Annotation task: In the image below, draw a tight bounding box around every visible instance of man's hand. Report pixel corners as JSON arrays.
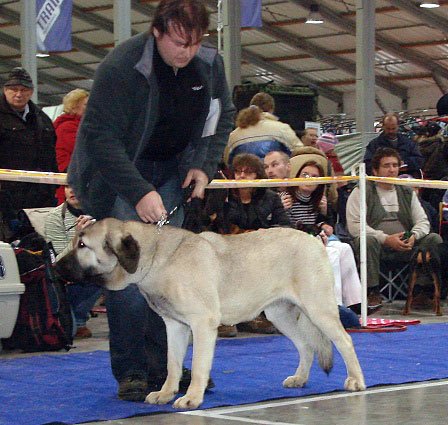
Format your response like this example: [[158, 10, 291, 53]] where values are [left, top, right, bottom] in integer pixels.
[[280, 193, 293, 210], [183, 168, 208, 199], [136, 191, 167, 223], [384, 232, 413, 252]]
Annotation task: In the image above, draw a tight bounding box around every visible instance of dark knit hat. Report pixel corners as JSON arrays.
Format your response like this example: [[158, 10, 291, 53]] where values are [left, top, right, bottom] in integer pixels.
[[4, 67, 34, 89]]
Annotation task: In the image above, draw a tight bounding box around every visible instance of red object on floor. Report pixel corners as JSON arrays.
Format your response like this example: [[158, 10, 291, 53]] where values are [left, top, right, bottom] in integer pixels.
[[347, 318, 421, 333], [91, 307, 107, 313]]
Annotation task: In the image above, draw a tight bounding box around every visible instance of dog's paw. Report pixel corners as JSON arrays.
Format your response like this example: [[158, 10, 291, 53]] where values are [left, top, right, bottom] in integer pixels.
[[173, 394, 203, 409], [282, 375, 307, 388], [344, 377, 366, 392], [145, 390, 176, 405]]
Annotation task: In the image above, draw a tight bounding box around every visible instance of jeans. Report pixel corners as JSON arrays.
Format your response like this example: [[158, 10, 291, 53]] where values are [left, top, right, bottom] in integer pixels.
[[106, 157, 185, 382], [67, 284, 102, 328]]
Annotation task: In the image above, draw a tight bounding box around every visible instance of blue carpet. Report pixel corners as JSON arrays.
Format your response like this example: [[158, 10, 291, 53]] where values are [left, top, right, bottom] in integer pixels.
[[1, 323, 448, 425]]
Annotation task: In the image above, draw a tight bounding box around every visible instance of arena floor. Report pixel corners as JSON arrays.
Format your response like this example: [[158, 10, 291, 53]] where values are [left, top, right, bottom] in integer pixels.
[[3, 300, 447, 425]]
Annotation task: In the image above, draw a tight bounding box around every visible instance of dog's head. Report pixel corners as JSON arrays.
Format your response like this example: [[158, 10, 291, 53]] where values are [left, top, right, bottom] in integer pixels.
[[56, 218, 140, 290]]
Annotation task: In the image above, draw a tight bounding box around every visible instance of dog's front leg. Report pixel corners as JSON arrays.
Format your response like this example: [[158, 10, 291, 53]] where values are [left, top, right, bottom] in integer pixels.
[[403, 269, 417, 315], [173, 319, 218, 409], [145, 318, 190, 406]]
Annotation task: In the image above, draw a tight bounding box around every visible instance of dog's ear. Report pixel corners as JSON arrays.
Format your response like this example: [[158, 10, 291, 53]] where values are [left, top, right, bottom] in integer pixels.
[[106, 233, 140, 274]]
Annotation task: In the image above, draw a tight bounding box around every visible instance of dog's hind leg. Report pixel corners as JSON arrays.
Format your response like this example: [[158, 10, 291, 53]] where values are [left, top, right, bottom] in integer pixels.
[[303, 307, 366, 392], [265, 302, 326, 389], [173, 317, 219, 409], [145, 317, 190, 406]]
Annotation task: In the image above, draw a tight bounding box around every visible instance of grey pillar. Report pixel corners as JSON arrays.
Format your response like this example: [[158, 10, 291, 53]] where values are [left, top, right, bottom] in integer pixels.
[[355, 0, 376, 144], [114, 0, 131, 46], [21, 0, 38, 103], [222, 0, 241, 91]]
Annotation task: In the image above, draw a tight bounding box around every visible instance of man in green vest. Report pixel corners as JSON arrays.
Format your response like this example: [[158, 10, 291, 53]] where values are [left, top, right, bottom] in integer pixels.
[[346, 147, 442, 305]]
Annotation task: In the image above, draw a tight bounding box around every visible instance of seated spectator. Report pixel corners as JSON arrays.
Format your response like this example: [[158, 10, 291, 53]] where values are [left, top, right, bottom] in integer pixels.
[[277, 158, 373, 314], [219, 153, 291, 337], [224, 92, 302, 166], [290, 145, 338, 213], [418, 122, 448, 181], [44, 185, 102, 338], [54, 89, 89, 204], [299, 127, 318, 147], [364, 113, 423, 177], [316, 132, 344, 177], [346, 147, 442, 305]]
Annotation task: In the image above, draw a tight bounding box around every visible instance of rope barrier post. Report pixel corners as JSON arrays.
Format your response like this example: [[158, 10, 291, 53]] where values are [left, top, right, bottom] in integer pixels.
[[359, 163, 368, 326]]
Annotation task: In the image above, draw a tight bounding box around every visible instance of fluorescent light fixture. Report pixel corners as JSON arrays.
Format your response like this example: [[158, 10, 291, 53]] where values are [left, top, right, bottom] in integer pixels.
[[420, 1, 440, 8], [306, 4, 324, 24], [36, 52, 50, 57]]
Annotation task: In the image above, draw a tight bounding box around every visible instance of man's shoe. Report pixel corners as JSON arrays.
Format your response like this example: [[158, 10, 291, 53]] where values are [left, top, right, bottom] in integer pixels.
[[75, 326, 92, 339], [348, 303, 383, 316], [147, 368, 215, 394], [367, 289, 383, 306], [117, 375, 148, 402], [218, 325, 238, 337], [237, 316, 279, 334]]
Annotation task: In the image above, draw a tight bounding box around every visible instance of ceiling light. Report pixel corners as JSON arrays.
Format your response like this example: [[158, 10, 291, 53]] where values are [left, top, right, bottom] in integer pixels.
[[306, 4, 324, 24], [420, 1, 440, 8], [36, 52, 50, 57]]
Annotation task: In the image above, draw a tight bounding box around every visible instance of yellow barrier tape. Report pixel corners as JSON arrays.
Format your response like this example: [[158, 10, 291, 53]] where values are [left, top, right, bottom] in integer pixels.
[[2, 168, 448, 190]]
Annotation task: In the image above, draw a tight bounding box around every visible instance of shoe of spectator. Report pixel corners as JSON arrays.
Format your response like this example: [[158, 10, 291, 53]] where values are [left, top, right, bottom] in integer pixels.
[[367, 289, 383, 306], [218, 325, 238, 337], [74, 326, 92, 338], [147, 367, 215, 394], [237, 316, 279, 334], [118, 375, 148, 401], [348, 303, 383, 316]]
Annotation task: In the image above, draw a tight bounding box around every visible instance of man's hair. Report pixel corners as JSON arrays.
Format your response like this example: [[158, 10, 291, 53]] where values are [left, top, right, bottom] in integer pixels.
[[231, 153, 266, 179], [372, 147, 402, 171], [62, 89, 89, 114], [151, 0, 209, 45], [250, 92, 275, 113], [265, 150, 290, 164], [382, 112, 399, 125]]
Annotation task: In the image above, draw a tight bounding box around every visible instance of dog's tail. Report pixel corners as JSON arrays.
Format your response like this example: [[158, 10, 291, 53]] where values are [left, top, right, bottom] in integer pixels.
[[298, 313, 333, 374]]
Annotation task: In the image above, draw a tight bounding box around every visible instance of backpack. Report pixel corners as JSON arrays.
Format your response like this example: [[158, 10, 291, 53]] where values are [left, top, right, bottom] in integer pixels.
[[2, 237, 73, 352]]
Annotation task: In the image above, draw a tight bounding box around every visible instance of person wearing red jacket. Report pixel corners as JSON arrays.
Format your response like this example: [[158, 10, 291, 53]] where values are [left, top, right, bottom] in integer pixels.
[[53, 89, 89, 204]]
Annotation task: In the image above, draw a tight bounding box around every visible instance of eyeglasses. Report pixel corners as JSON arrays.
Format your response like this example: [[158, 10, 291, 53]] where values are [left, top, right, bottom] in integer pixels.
[[234, 168, 255, 175]]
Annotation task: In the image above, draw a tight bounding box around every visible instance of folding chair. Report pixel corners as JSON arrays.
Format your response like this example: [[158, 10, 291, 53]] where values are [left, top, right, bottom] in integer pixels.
[[438, 202, 448, 239], [379, 258, 411, 302]]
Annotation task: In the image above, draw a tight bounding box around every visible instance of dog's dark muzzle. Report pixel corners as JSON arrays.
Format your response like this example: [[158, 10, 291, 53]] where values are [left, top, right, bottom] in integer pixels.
[[56, 252, 106, 287]]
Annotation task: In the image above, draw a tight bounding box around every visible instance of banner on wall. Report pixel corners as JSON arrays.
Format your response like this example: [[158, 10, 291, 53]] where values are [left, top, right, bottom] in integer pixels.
[[241, 0, 262, 28], [36, 0, 72, 52]]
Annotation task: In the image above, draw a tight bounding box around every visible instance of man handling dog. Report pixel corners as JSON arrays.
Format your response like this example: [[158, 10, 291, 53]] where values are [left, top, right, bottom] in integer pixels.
[[67, 0, 235, 401]]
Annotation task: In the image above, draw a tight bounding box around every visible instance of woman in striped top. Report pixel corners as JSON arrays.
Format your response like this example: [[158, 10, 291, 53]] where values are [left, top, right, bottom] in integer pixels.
[[280, 161, 370, 315]]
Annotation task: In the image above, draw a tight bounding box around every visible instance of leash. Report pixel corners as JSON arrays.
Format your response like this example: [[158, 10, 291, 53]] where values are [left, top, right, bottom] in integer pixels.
[[156, 183, 195, 233]]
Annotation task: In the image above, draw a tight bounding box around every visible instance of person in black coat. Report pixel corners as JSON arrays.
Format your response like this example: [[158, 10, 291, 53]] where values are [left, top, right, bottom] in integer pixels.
[[227, 153, 292, 231], [364, 113, 423, 177], [0, 67, 57, 210]]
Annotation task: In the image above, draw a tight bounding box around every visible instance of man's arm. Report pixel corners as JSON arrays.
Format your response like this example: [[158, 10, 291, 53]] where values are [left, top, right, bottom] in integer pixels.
[[190, 53, 236, 181], [76, 62, 155, 208], [410, 191, 431, 239]]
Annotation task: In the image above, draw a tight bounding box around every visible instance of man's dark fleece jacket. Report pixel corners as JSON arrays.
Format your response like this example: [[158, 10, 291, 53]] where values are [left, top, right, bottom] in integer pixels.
[[364, 132, 423, 176], [68, 32, 235, 218]]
